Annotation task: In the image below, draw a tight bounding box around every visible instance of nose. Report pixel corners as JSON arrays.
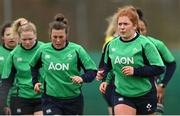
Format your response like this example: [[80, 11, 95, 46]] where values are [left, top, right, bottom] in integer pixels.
[[25, 40, 30, 44], [57, 38, 60, 41], [120, 24, 125, 29]]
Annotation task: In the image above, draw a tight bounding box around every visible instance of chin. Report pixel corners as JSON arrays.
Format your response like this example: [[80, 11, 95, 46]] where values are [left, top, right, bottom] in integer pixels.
[[120, 35, 126, 38]]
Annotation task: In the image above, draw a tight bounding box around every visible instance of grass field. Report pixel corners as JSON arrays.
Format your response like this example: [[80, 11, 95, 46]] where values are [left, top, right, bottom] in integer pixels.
[[82, 50, 180, 115]]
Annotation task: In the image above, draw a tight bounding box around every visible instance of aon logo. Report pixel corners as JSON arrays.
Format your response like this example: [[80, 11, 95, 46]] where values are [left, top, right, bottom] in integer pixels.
[[48, 62, 69, 70], [114, 56, 134, 64]]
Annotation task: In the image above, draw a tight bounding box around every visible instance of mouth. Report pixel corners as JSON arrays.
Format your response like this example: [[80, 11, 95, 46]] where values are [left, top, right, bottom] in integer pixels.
[[9, 41, 16, 42], [55, 44, 62, 46]]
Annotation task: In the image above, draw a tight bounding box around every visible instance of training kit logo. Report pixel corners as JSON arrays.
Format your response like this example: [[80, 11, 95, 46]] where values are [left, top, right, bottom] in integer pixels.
[[46, 109, 52, 114], [114, 56, 134, 65], [67, 53, 73, 60], [146, 103, 152, 111], [0, 56, 4, 61], [45, 54, 50, 59], [133, 48, 138, 53], [118, 97, 124, 101], [111, 48, 116, 52], [48, 62, 69, 71], [16, 108, 22, 113], [17, 57, 23, 62]]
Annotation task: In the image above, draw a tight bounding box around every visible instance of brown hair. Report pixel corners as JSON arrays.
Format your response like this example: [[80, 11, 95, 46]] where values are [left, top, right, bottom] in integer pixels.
[[49, 13, 69, 35], [0, 22, 12, 37]]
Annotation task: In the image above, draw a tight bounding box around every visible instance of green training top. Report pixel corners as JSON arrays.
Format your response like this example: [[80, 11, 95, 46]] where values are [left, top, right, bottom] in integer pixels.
[[148, 36, 175, 83], [2, 41, 44, 99], [147, 36, 175, 63], [30, 42, 97, 98], [104, 34, 164, 97], [0, 45, 15, 106], [0, 45, 13, 76]]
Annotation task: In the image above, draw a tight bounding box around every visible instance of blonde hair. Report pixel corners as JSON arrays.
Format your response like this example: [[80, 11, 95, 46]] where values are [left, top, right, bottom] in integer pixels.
[[12, 18, 37, 37], [105, 13, 118, 37]]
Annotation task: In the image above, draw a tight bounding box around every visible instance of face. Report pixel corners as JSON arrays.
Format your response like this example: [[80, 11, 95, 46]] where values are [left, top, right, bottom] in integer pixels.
[[2, 27, 18, 49], [51, 29, 67, 49], [20, 30, 36, 49], [138, 20, 147, 35], [117, 16, 137, 40]]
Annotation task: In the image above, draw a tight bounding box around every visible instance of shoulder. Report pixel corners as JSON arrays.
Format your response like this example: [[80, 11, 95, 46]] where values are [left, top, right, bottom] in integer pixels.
[[39, 42, 51, 49], [0, 45, 3, 49], [147, 36, 165, 47], [0, 45, 4, 51], [138, 35, 155, 46], [107, 36, 119, 46], [37, 41, 45, 45], [68, 42, 83, 49], [105, 36, 114, 44], [8, 45, 20, 55]]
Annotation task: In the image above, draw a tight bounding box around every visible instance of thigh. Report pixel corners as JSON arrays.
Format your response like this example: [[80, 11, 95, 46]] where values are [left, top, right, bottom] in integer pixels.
[[113, 92, 136, 115], [114, 104, 136, 115]]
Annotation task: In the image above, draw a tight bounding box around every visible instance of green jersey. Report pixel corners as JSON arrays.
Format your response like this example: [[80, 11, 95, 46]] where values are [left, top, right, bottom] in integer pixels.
[[148, 36, 174, 63], [30, 42, 97, 98], [2, 41, 44, 99], [104, 34, 164, 97], [0, 45, 14, 106], [0, 45, 12, 76], [148, 36, 175, 84]]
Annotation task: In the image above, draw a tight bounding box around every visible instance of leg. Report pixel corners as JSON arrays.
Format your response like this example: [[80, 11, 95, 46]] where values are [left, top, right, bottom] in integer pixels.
[[34, 111, 43, 115], [108, 106, 112, 115], [114, 104, 136, 115]]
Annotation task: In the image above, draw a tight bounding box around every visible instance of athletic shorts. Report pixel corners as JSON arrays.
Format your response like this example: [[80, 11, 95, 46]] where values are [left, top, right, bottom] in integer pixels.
[[113, 89, 157, 115], [42, 94, 84, 115], [10, 96, 42, 115]]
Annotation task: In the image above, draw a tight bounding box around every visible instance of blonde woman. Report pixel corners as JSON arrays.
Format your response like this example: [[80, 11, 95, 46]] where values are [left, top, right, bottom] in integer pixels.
[[1, 18, 44, 115]]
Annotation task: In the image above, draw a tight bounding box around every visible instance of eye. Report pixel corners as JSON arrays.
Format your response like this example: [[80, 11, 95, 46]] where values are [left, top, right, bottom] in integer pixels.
[[6, 33, 11, 36], [28, 38, 33, 40], [53, 36, 58, 39], [59, 36, 64, 39], [53, 36, 64, 39]]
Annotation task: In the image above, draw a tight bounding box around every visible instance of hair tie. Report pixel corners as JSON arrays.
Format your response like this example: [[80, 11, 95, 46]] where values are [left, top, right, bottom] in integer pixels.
[[20, 20, 28, 26]]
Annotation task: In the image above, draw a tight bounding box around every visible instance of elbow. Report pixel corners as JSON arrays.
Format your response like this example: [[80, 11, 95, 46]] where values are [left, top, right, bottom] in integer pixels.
[[173, 61, 177, 69], [158, 66, 165, 75], [82, 70, 97, 83]]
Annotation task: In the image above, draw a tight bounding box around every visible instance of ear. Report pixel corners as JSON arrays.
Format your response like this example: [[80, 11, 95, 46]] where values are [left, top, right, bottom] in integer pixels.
[[1, 37, 5, 41], [133, 24, 138, 31]]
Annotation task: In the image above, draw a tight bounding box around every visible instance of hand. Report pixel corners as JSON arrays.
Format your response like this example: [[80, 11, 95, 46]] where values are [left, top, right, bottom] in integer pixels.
[[34, 82, 42, 93], [121, 66, 134, 76], [99, 82, 108, 94], [157, 85, 165, 103], [4, 107, 11, 115], [96, 70, 104, 81], [71, 76, 83, 84]]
